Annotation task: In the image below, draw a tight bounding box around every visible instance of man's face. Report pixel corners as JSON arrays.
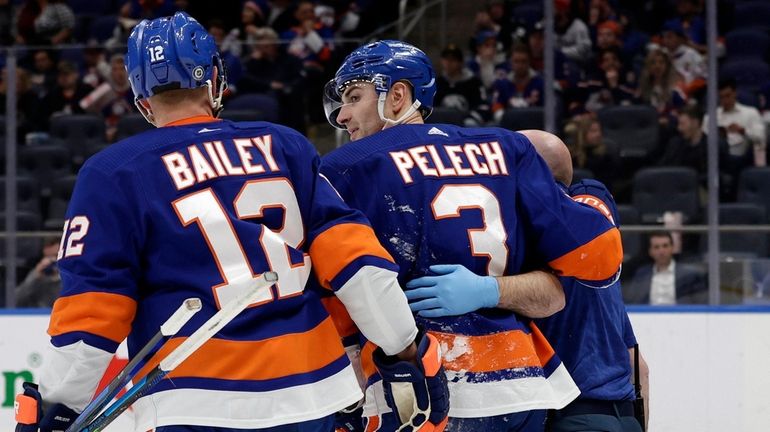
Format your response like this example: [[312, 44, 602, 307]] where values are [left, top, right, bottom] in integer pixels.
[[649, 236, 674, 266], [719, 87, 736, 111], [596, 28, 617, 50], [662, 31, 681, 52], [677, 113, 698, 139], [511, 52, 530, 76], [440, 57, 462, 76], [336, 82, 385, 141]]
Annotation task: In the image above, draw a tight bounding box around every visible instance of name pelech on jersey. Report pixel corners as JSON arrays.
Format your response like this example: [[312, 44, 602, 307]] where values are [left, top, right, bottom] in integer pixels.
[[321, 123, 623, 417], [47, 119, 398, 430]]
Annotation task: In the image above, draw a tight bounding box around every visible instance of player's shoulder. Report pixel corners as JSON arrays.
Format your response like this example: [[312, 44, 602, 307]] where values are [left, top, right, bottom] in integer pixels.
[[322, 123, 521, 171], [568, 178, 619, 225]]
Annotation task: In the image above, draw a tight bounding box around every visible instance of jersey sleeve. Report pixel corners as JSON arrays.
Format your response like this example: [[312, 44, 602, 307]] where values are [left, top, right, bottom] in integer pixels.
[[622, 309, 638, 348], [295, 140, 416, 356], [43, 166, 143, 410], [512, 134, 623, 283]]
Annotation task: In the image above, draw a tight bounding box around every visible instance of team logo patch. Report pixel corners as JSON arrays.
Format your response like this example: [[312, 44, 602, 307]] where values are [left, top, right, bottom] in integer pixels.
[[192, 66, 205, 80]]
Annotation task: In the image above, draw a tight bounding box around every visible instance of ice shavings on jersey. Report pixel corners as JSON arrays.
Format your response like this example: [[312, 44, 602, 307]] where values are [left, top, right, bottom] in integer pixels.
[[384, 194, 415, 214], [388, 234, 416, 262]]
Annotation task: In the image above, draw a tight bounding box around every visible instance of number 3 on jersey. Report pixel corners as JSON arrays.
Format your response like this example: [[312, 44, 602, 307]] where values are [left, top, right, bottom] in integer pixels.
[[173, 178, 310, 309], [431, 184, 508, 276]]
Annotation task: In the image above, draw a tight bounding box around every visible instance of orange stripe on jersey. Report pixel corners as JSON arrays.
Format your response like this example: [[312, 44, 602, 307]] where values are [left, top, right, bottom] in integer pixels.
[[164, 115, 221, 126], [320, 296, 358, 338], [365, 415, 380, 432], [48, 292, 137, 343], [572, 194, 615, 225], [548, 227, 622, 281], [360, 341, 378, 380], [528, 322, 556, 366], [309, 223, 395, 289], [360, 329, 545, 377], [136, 316, 344, 381], [430, 330, 542, 373]]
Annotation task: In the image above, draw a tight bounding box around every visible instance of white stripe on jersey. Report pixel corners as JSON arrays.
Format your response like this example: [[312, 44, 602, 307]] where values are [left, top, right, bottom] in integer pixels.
[[132, 365, 363, 430]]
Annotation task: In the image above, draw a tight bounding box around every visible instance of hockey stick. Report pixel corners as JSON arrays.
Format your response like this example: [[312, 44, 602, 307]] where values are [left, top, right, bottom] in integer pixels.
[[65, 298, 203, 432], [78, 271, 279, 432]]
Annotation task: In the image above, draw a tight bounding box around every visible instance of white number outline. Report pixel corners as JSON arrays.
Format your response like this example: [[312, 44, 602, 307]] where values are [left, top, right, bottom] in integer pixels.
[[172, 178, 310, 309], [431, 184, 509, 276], [59, 216, 91, 259]]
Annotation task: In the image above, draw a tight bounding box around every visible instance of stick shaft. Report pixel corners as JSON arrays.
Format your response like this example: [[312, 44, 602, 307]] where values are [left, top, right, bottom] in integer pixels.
[[78, 273, 278, 432], [66, 298, 201, 432]]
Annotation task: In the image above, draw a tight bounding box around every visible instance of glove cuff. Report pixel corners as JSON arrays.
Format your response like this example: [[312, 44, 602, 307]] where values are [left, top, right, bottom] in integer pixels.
[[481, 276, 500, 309]]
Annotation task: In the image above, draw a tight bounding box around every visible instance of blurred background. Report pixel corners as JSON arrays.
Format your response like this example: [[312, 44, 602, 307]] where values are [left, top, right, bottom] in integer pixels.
[[1, 0, 769, 309]]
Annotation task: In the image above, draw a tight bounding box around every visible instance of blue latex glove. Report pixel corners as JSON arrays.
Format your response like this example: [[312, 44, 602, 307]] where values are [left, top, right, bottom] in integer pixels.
[[405, 264, 499, 317]]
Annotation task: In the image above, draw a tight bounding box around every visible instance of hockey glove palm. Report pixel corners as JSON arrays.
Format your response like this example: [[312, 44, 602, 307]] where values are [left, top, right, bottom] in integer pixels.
[[405, 264, 499, 317], [15, 382, 78, 432], [373, 332, 449, 432]]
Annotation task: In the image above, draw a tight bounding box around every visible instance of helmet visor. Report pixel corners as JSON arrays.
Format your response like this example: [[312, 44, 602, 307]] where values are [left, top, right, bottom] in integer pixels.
[[323, 79, 381, 130], [323, 79, 345, 129]]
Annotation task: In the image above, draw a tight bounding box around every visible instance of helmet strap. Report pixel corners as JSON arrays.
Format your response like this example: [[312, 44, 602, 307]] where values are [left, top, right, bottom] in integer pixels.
[[206, 78, 225, 117], [377, 92, 422, 128], [135, 98, 157, 126]]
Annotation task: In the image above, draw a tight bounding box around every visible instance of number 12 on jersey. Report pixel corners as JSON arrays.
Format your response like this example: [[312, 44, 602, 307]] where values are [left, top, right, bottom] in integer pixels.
[[173, 178, 311, 309]]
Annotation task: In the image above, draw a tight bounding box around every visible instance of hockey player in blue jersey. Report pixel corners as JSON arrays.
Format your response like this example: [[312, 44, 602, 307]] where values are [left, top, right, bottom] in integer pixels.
[[320, 40, 624, 431], [14, 14, 449, 432]]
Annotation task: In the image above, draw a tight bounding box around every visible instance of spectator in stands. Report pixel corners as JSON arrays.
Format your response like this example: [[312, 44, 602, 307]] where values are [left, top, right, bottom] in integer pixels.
[[238, 27, 306, 132], [28, 49, 58, 99], [657, 105, 749, 199], [588, 0, 619, 30], [0, 66, 45, 137], [224, 1, 268, 59], [476, 0, 514, 52], [669, 0, 706, 53], [16, 0, 75, 45], [555, 0, 592, 64], [34, 0, 75, 44], [79, 54, 133, 142], [661, 20, 706, 97], [48, 60, 93, 116], [467, 29, 506, 89], [565, 115, 620, 189], [435, 44, 490, 126], [281, 0, 335, 124], [637, 48, 686, 126], [581, 47, 637, 112], [14, 237, 62, 308], [528, 20, 575, 89], [704, 79, 767, 167], [625, 231, 707, 305], [281, 0, 334, 70], [491, 43, 544, 119], [81, 44, 110, 89]]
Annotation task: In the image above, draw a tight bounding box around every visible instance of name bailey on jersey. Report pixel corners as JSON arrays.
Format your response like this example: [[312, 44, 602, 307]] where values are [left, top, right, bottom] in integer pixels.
[[389, 141, 509, 184], [161, 134, 280, 190]]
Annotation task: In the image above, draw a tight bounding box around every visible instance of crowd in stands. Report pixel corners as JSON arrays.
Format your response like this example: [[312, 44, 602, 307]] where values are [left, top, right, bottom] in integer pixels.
[[2, 0, 770, 305]]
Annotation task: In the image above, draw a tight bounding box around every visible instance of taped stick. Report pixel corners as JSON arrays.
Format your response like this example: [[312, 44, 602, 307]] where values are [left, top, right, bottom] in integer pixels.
[[66, 298, 202, 432], [80, 272, 278, 432]]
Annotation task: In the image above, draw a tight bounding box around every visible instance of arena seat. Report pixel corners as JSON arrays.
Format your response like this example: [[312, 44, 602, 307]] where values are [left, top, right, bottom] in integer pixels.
[[632, 166, 700, 224]]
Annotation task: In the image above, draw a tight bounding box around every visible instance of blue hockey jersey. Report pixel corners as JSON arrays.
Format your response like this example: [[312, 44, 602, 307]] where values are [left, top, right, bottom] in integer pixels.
[[536, 179, 638, 401], [43, 116, 416, 430], [321, 123, 623, 418]]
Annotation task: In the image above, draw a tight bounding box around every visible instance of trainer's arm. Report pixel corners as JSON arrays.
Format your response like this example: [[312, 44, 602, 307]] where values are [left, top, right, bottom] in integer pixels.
[[406, 265, 563, 318], [495, 270, 564, 318]]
